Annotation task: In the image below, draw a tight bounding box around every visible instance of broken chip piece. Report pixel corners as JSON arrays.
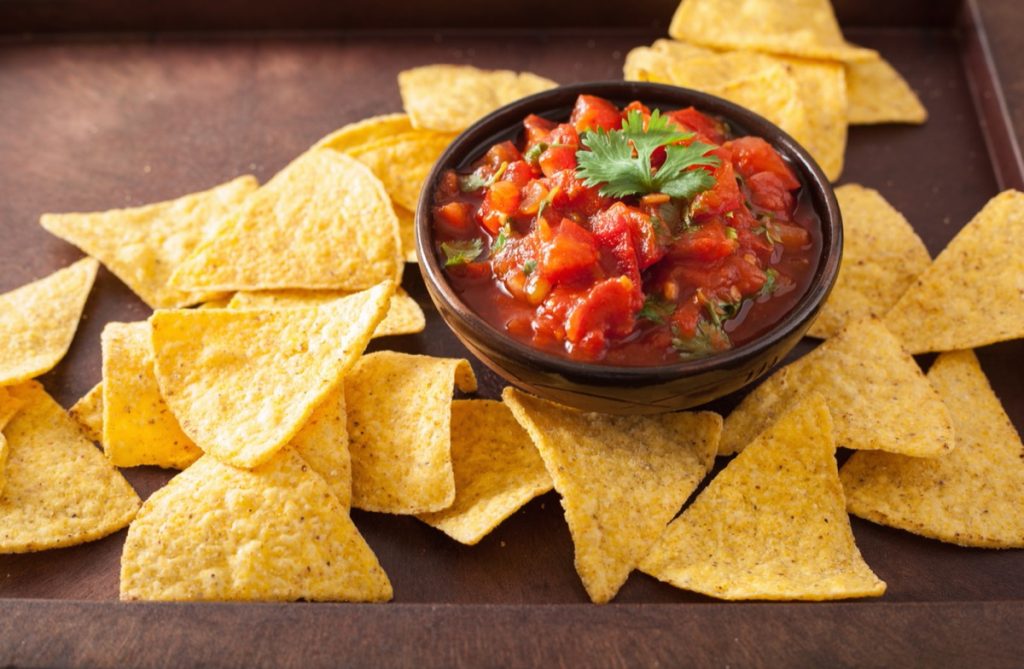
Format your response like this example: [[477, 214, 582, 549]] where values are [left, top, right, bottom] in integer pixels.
[[0, 387, 26, 496], [0, 381, 140, 553], [119, 448, 391, 601], [69, 382, 104, 443], [841, 350, 1024, 548], [503, 387, 720, 604], [417, 399, 552, 545], [641, 394, 886, 600]]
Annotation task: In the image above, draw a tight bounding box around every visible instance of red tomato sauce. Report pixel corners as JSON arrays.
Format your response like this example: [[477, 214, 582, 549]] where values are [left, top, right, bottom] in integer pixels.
[[432, 94, 821, 366]]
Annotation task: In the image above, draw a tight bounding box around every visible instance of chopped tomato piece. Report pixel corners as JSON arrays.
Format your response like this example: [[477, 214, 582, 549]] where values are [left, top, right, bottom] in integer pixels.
[[691, 159, 741, 218], [746, 171, 795, 214], [540, 218, 600, 285], [523, 114, 556, 146], [502, 160, 535, 188], [565, 276, 641, 349], [725, 136, 800, 190], [570, 94, 622, 133], [668, 218, 739, 262], [485, 180, 521, 215], [539, 145, 577, 177], [772, 221, 812, 250], [434, 201, 474, 235], [483, 140, 522, 169], [666, 107, 726, 144]]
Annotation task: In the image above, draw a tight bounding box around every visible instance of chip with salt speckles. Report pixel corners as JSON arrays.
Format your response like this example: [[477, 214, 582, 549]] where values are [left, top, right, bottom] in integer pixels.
[[841, 350, 1024, 548], [720, 317, 953, 458], [417, 400, 552, 545], [69, 382, 104, 443], [808, 184, 931, 338], [399, 65, 557, 133], [119, 448, 391, 602], [846, 57, 927, 125], [502, 387, 721, 604], [886, 189, 1024, 353], [346, 129, 456, 214], [40, 176, 255, 309], [346, 351, 477, 515], [641, 394, 886, 600], [0, 257, 98, 386], [0, 381, 140, 554], [0, 387, 26, 496], [150, 281, 392, 469]]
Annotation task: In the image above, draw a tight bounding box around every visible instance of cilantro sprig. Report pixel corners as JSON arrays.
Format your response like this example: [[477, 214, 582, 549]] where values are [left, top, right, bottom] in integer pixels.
[[441, 239, 484, 267], [575, 109, 720, 200]]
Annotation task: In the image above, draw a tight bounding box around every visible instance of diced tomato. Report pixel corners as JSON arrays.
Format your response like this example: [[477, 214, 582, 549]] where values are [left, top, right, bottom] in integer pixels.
[[519, 180, 549, 216], [539, 145, 577, 177], [485, 180, 521, 216], [540, 219, 600, 285], [725, 136, 800, 190], [746, 171, 794, 214], [667, 218, 738, 262], [691, 158, 742, 218], [666, 107, 726, 144], [434, 201, 474, 235], [590, 202, 667, 276], [772, 221, 812, 250], [565, 276, 641, 349], [483, 140, 522, 169], [502, 160, 534, 189], [570, 94, 622, 133], [549, 123, 580, 150], [523, 114, 556, 146]]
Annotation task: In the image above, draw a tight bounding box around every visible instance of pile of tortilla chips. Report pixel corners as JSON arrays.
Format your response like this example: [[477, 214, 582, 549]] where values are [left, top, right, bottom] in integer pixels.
[[623, 0, 928, 181]]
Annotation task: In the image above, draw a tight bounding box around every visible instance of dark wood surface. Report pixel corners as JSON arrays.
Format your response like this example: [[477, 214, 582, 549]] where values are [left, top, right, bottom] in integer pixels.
[[0, 2, 1023, 666]]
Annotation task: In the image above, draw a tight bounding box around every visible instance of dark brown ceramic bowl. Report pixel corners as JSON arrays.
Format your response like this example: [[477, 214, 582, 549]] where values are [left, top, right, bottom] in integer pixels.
[[416, 81, 841, 414]]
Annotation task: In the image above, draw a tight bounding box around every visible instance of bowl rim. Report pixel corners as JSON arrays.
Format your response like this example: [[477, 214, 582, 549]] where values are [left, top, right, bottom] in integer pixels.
[[416, 80, 842, 383]]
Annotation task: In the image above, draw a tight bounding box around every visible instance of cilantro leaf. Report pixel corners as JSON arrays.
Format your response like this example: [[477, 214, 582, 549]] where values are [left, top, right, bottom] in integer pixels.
[[759, 268, 779, 298], [671, 320, 731, 360], [490, 223, 511, 254], [522, 260, 537, 276], [638, 294, 675, 324], [458, 161, 508, 192], [441, 239, 484, 266]]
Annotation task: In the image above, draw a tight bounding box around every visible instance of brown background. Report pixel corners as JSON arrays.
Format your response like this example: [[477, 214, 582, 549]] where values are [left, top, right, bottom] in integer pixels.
[[0, 0, 1022, 665]]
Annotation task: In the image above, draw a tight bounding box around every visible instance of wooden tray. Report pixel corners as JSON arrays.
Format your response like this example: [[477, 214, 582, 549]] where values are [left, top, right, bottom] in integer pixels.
[[1, 0, 1022, 665]]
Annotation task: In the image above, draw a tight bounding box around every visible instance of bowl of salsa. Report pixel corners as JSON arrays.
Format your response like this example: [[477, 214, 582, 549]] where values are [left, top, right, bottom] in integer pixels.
[[417, 81, 841, 413]]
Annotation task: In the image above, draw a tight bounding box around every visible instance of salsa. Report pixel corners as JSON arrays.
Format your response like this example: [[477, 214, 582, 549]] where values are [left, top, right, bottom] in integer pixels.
[[432, 94, 821, 366]]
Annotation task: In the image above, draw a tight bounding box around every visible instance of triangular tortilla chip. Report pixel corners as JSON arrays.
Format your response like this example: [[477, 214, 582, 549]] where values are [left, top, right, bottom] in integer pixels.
[[227, 287, 425, 337], [151, 281, 392, 469], [886, 189, 1024, 353], [169, 151, 402, 293], [846, 57, 927, 125], [502, 388, 721, 604], [0, 257, 98, 385], [69, 381, 104, 443], [399, 65, 557, 133], [778, 56, 846, 181], [809, 184, 931, 338], [721, 317, 953, 457], [311, 113, 414, 153], [0, 381, 140, 553], [394, 205, 418, 263], [347, 352, 477, 514], [40, 176, 255, 308], [101, 321, 203, 469], [0, 387, 26, 495], [668, 0, 877, 63], [288, 386, 352, 509], [346, 130, 456, 213], [119, 449, 391, 601], [417, 399, 552, 545], [841, 350, 1024, 547], [641, 394, 886, 600]]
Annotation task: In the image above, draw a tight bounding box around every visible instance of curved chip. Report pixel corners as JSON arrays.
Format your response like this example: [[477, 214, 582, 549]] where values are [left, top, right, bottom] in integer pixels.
[[503, 388, 721, 604], [641, 394, 886, 600], [120, 449, 391, 602], [151, 281, 392, 469], [311, 113, 414, 153], [0, 257, 98, 386], [841, 350, 1024, 547], [0, 381, 140, 553], [346, 130, 456, 213]]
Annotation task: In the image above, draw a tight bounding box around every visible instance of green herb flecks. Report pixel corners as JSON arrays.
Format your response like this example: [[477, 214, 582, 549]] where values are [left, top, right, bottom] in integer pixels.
[[490, 222, 512, 254], [441, 238, 484, 267], [522, 260, 538, 276], [524, 142, 548, 164], [759, 268, 779, 298], [458, 161, 508, 192], [670, 320, 731, 360], [638, 294, 676, 324]]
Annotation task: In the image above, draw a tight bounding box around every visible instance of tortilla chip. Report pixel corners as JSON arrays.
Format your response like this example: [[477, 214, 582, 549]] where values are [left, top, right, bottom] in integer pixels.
[[0, 381, 140, 553], [288, 386, 352, 509], [841, 350, 1024, 547], [778, 57, 847, 181], [0, 387, 25, 496], [227, 287, 425, 338], [395, 205, 418, 263], [150, 281, 392, 469], [169, 151, 402, 293], [40, 177, 255, 309], [641, 394, 886, 600], [846, 57, 927, 124], [668, 0, 877, 63], [0, 257, 98, 386], [399, 65, 557, 133], [347, 352, 477, 514], [809, 184, 931, 338], [311, 113, 414, 153], [886, 189, 1024, 353], [503, 388, 720, 604], [197, 296, 233, 309], [101, 321, 202, 469], [69, 382, 103, 443], [417, 400, 552, 545], [721, 317, 953, 457], [119, 449, 391, 601], [346, 130, 455, 213]]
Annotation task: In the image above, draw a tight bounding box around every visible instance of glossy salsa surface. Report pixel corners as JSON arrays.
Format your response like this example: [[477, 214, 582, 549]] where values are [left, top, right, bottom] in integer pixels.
[[431, 94, 821, 366]]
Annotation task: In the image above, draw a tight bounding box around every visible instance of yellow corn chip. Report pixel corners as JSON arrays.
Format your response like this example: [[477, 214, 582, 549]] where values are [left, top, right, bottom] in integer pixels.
[[778, 56, 847, 181], [668, 0, 877, 63], [40, 177, 255, 309], [102, 321, 202, 469], [120, 449, 391, 601], [502, 388, 720, 604], [0, 381, 140, 553], [417, 400, 552, 545], [69, 382, 104, 443], [395, 205, 418, 263], [841, 350, 1024, 548], [227, 287, 425, 338], [0, 387, 25, 496], [151, 281, 392, 469], [197, 296, 233, 309], [311, 113, 414, 153], [399, 65, 557, 133], [289, 386, 352, 509], [0, 257, 98, 386], [347, 352, 477, 514], [346, 130, 456, 213], [846, 57, 927, 124], [169, 151, 402, 293], [809, 184, 931, 338], [641, 394, 886, 600], [886, 189, 1024, 353], [721, 317, 953, 457]]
